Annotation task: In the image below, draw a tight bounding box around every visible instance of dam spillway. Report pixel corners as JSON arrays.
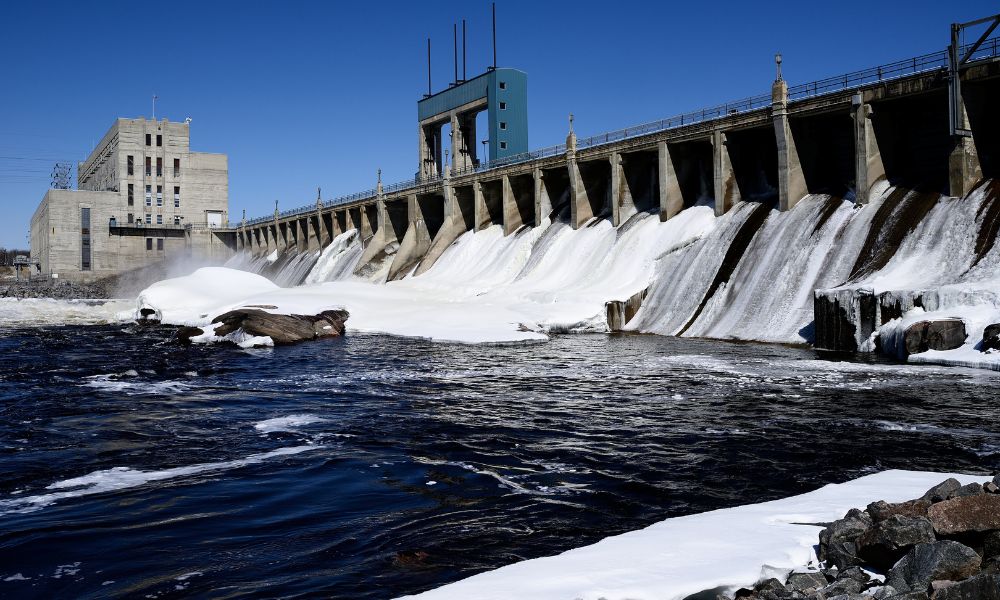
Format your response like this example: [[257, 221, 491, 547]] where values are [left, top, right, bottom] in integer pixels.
[[224, 40, 1000, 278]]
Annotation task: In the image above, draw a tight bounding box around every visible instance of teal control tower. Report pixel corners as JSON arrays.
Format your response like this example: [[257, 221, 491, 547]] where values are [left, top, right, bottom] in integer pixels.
[[417, 67, 528, 179]]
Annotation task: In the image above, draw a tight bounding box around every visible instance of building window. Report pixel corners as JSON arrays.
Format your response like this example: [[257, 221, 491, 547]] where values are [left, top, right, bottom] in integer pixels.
[[174, 216, 181, 225], [128, 183, 134, 206], [499, 141, 507, 149], [145, 214, 151, 224], [80, 208, 91, 271], [173, 158, 180, 177], [500, 121, 507, 130], [145, 185, 152, 205], [499, 102, 507, 110], [156, 134, 162, 147], [146, 238, 153, 251], [156, 185, 163, 206], [174, 186, 180, 207], [127, 155, 134, 176], [157, 238, 164, 251], [145, 157, 151, 177], [156, 157, 162, 177], [127, 213, 134, 224], [499, 81, 507, 90], [145, 133, 151, 146], [156, 214, 162, 225]]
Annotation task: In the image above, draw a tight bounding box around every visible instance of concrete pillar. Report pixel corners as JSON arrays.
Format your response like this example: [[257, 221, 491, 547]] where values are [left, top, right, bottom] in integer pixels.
[[359, 205, 373, 240], [473, 179, 489, 231], [659, 141, 684, 221], [772, 79, 807, 211], [712, 130, 739, 216], [450, 112, 476, 174], [533, 168, 551, 225], [852, 99, 885, 205], [418, 123, 442, 179], [501, 174, 522, 235], [568, 157, 592, 229], [948, 96, 982, 198], [610, 152, 636, 227]]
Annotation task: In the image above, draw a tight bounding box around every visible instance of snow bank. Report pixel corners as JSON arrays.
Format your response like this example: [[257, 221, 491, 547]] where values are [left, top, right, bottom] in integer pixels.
[[134, 267, 282, 325], [398, 470, 985, 600]]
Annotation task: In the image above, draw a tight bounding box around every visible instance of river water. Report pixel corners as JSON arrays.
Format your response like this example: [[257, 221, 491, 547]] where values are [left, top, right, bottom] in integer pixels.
[[0, 323, 997, 598]]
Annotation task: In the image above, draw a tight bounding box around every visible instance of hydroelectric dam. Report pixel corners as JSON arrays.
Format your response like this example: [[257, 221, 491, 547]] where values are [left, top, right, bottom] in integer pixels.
[[214, 18, 1000, 363]]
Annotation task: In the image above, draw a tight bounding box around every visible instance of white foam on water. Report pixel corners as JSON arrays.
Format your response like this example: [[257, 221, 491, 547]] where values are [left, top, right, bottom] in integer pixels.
[[0, 298, 133, 328], [82, 373, 192, 395], [0, 445, 320, 516], [253, 414, 327, 433]]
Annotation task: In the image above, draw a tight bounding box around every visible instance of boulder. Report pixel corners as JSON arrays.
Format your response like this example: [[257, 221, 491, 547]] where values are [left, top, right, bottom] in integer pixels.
[[902, 319, 966, 356], [982, 324, 1000, 352], [885, 541, 981, 593], [931, 573, 1000, 600], [785, 571, 827, 593], [820, 509, 873, 569], [926, 493, 1000, 535], [867, 499, 930, 522], [202, 308, 348, 345], [921, 479, 962, 503], [816, 577, 863, 597], [984, 482, 999, 494], [950, 483, 983, 498], [857, 515, 936, 570]]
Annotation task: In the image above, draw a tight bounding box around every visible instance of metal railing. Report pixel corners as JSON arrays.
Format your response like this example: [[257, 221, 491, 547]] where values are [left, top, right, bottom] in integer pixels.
[[237, 36, 999, 228]]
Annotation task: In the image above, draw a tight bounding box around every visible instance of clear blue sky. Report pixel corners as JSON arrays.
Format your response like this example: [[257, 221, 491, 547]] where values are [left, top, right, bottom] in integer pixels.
[[1, 0, 996, 247]]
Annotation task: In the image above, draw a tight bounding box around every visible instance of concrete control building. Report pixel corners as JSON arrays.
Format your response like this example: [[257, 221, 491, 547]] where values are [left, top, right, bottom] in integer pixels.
[[30, 117, 230, 281]]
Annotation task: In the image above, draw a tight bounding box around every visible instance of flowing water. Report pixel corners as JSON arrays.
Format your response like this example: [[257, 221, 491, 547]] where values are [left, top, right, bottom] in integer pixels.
[[0, 324, 997, 599]]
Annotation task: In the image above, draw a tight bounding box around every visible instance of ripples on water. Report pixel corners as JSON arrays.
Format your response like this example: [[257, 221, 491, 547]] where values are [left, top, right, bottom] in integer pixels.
[[0, 325, 997, 598]]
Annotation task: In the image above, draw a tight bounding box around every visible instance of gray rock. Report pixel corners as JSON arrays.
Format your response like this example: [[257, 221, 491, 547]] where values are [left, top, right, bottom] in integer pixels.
[[985, 482, 999, 494], [885, 541, 981, 593], [926, 493, 1000, 535], [902, 319, 966, 356], [871, 586, 899, 600], [985, 531, 1000, 561], [836, 566, 872, 585], [785, 571, 827, 593], [820, 509, 873, 569], [932, 573, 1000, 600], [921, 479, 962, 503], [950, 483, 983, 498], [881, 593, 928, 600], [867, 500, 930, 522], [857, 515, 936, 570], [982, 324, 1000, 352], [817, 577, 864, 596]]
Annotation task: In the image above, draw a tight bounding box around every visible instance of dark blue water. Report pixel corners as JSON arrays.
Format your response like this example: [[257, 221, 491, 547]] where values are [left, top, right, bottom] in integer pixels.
[[0, 325, 997, 599]]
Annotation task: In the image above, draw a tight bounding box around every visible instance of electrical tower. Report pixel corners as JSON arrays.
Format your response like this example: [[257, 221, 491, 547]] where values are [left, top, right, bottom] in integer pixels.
[[50, 163, 72, 189]]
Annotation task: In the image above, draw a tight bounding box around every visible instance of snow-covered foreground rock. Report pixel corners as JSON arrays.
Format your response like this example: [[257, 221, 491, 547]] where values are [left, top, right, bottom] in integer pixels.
[[397, 470, 984, 600]]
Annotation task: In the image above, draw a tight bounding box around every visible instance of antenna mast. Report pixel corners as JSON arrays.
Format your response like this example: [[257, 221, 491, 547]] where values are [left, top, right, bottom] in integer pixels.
[[152, 94, 159, 120], [491, 2, 497, 70], [462, 19, 467, 81], [426, 38, 432, 97], [453, 23, 458, 85]]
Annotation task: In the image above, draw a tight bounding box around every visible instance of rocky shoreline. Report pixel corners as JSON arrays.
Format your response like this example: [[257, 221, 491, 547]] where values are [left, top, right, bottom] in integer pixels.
[[733, 476, 1000, 600], [0, 278, 115, 300]]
